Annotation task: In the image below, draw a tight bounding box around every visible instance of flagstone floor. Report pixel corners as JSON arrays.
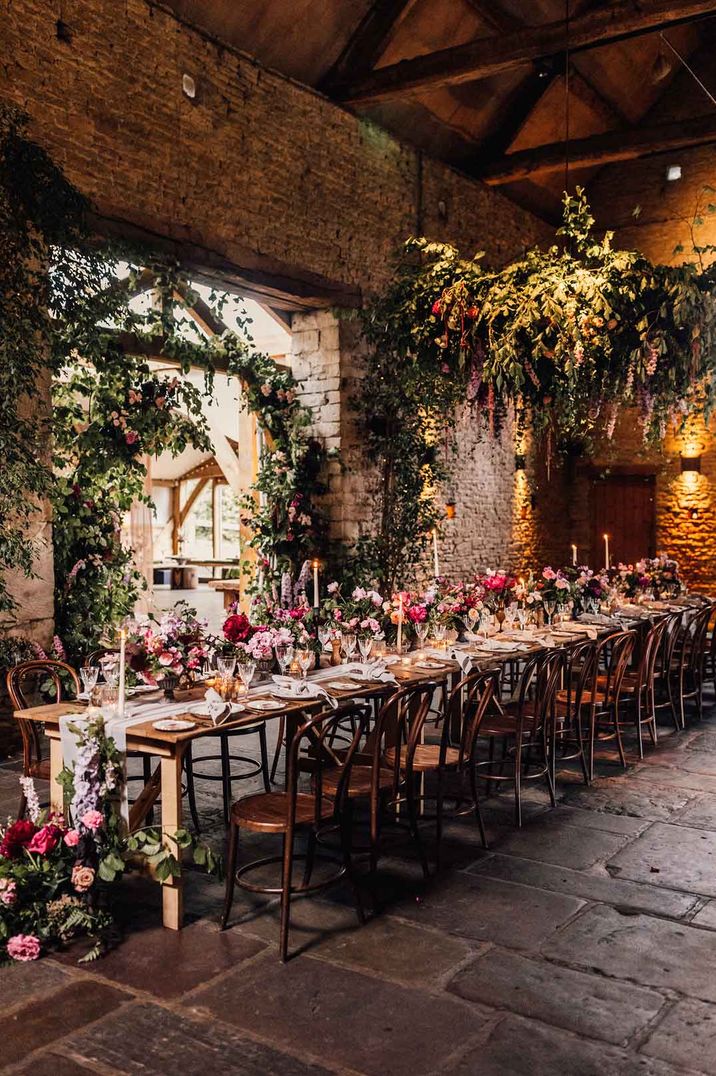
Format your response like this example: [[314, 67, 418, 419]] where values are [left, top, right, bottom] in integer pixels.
[[4, 690, 716, 1074]]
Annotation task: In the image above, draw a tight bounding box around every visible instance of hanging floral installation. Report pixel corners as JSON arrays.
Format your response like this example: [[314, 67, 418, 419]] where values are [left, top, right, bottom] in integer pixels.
[[355, 188, 716, 587]]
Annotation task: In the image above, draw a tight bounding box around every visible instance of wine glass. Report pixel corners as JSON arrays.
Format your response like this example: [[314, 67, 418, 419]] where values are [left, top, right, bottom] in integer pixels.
[[479, 608, 491, 640], [297, 649, 313, 680], [506, 602, 518, 632], [317, 626, 331, 651], [414, 621, 428, 651], [433, 623, 446, 647], [275, 642, 294, 675], [342, 632, 357, 662], [80, 665, 99, 696], [517, 605, 528, 630], [358, 636, 373, 663], [543, 597, 557, 626], [216, 655, 236, 680], [237, 659, 256, 691], [99, 653, 118, 684]]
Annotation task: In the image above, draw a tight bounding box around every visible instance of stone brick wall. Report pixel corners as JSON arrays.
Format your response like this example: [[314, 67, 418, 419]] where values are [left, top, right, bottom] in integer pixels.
[[1, 0, 558, 604]]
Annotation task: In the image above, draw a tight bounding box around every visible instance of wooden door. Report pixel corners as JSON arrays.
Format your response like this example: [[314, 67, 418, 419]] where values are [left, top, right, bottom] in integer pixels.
[[590, 474, 656, 567]]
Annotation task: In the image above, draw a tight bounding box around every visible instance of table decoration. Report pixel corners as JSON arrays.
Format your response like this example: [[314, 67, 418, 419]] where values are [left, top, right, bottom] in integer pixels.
[[125, 603, 210, 697]]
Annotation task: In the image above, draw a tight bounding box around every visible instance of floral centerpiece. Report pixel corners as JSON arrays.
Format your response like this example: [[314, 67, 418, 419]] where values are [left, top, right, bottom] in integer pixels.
[[647, 554, 681, 596], [534, 567, 573, 608], [570, 567, 608, 612], [127, 602, 209, 689], [480, 571, 517, 609], [0, 718, 218, 964], [322, 583, 386, 640], [615, 561, 651, 599]]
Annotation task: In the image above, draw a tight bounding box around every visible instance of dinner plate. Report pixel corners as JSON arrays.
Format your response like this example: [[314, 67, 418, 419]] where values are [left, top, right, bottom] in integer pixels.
[[188, 702, 245, 718], [153, 719, 196, 732], [324, 679, 359, 690], [246, 699, 284, 711], [414, 660, 447, 670], [270, 687, 313, 700]]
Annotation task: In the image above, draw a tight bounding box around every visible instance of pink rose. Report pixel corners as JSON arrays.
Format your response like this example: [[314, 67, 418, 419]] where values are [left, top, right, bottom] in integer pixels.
[[26, 824, 62, 856], [6, 934, 41, 962], [71, 864, 96, 893], [81, 810, 104, 831], [0, 879, 17, 905], [64, 829, 80, 847], [125, 430, 139, 445]]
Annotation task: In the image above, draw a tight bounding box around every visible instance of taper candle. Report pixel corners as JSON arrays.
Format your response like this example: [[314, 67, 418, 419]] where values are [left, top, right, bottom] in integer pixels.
[[432, 528, 440, 578], [118, 628, 126, 718], [396, 595, 403, 653], [312, 559, 319, 608], [571, 544, 578, 566], [603, 533, 610, 570]]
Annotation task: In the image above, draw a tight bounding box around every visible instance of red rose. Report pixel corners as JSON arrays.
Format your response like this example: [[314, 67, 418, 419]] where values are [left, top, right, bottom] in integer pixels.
[[223, 613, 251, 644], [27, 824, 62, 856], [431, 300, 442, 315], [466, 305, 479, 318], [0, 819, 37, 859]]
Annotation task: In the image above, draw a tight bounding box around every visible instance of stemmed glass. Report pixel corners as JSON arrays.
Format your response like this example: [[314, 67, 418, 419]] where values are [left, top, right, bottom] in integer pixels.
[[297, 649, 313, 680], [543, 597, 557, 627], [317, 626, 331, 651], [358, 636, 373, 663], [341, 632, 357, 662], [433, 623, 446, 646], [216, 655, 236, 680], [237, 659, 256, 692], [517, 605, 528, 630], [275, 642, 294, 676], [505, 602, 518, 632], [414, 621, 428, 651], [80, 664, 99, 697], [479, 608, 491, 641]]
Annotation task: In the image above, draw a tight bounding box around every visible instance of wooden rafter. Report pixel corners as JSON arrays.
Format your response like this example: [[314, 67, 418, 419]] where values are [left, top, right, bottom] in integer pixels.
[[478, 111, 716, 184], [319, 0, 420, 92], [332, 0, 716, 103], [179, 477, 210, 527]]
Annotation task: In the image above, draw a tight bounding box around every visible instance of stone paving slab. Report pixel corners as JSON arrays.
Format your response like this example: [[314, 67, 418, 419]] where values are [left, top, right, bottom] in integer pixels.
[[448, 946, 666, 1045], [607, 821, 716, 897], [0, 979, 131, 1068], [0, 960, 78, 1011], [560, 778, 699, 821], [50, 919, 266, 999], [467, 853, 700, 918], [443, 1013, 691, 1076], [394, 871, 585, 950], [690, 900, 716, 929], [188, 952, 490, 1076], [670, 792, 716, 830], [55, 1000, 332, 1075], [546, 803, 650, 835], [491, 815, 633, 869], [640, 998, 716, 1073], [542, 904, 716, 1001], [632, 766, 716, 795]]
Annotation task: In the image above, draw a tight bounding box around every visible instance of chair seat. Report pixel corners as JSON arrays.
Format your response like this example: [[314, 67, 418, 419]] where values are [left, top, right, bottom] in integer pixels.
[[595, 672, 642, 694], [231, 791, 330, 833], [28, 759, 50, 781], [479, 709, 536, 737], [383, 744, 461, 772], [323, 764, 394, 797]]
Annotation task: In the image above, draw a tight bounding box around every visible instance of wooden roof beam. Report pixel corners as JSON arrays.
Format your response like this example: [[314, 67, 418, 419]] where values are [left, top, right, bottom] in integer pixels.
[[333, 0, 716, 103], [478, 111, 716, 184], [319, 0, 421, 92]]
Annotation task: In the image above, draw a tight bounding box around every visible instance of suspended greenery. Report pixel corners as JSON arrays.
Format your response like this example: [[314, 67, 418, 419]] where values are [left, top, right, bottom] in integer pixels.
[[355, 188, 716, 586]]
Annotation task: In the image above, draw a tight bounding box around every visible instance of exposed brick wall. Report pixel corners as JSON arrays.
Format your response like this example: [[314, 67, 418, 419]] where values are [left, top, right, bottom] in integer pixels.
[[2, 0, 557, 599]]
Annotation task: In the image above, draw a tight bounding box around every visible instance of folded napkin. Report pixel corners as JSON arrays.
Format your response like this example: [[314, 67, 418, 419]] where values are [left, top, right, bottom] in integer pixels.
[[421, 647, 472, 673], [271, 675, 338, 708], [474, 638, 522, 653], [341, 661, 399, 686], [550, 624, 598, 641], [578, 613, 616, 626]]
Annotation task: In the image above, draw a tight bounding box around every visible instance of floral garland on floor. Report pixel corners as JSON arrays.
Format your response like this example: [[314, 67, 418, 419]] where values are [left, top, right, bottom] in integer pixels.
[[0, 717, 219, 963]]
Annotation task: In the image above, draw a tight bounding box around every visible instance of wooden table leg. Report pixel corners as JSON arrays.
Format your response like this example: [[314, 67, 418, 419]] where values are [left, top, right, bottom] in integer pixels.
[[49, 738, 64, 815], [160, 750, 184, 931]]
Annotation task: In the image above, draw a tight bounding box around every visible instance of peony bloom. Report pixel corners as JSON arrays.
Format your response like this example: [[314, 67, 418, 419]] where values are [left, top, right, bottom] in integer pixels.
[[0, 819, 36, 859], [223, 613, 251, 644], [71, 864, 96, 893], [64, 829, 80, 848], [327, 581, 339, 594], [27, 824, 63, 856], [6, 934, 41, 962], [431, 300, 442, 315], [81, 810, 104, 832], [0, 878, 17, 905], [125, 430, 139, 445]]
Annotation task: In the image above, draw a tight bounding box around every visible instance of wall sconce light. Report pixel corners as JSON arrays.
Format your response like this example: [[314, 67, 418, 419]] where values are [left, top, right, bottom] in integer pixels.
[[690, 507, 700, 521], [182, 73, 197, 99], [514, 453, 526, 471], [680, 453, 701, 473], [444, 501, 456, 521]]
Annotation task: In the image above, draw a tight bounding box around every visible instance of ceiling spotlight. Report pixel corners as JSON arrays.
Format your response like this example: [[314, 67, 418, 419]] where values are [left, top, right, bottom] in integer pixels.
[[182, 73, 197, 99], [651, 49, 672, 84], [666, 164, 682, 182]]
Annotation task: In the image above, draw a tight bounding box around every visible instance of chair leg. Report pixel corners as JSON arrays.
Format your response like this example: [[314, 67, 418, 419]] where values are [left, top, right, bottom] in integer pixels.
[[184, 745, 201, 834], [279, 832, 293, 963], [469, 763, 488, 849], [219, 818, 239, 930], [406, 773, 429, 881], [269, 716, 285, 783], [435, 767, 444, 871], [635, 696, 644, 760], [588, 710, 596, 783], [143, 755, 154, 825], [486, 736, 495, 797], [258, 723, 271, 793], [302, 828, 317, 888], [220, 734, 232, 826], [17, 791, 27, 822], [340, 800, 366, 925], [514, 738, 523, 828]]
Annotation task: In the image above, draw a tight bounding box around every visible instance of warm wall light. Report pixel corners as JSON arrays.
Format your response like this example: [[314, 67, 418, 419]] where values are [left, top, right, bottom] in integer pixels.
[[514, 453, 526, 471], [680, 454, 702, 473], [690, 507, 700, 520], [444, 501, 456, 520]]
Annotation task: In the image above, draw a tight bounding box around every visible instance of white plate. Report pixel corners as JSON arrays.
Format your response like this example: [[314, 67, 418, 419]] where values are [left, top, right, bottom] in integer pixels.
[[153, 719, 196, 732], [324, 679, 359, 691], [271, 687, 312, 701], [246, 699, 284, 711], [414, 660, 446, 670]]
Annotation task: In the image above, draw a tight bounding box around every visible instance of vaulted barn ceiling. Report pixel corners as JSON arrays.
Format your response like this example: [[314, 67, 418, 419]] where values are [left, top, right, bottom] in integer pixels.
[[163, 0, 716, 223]]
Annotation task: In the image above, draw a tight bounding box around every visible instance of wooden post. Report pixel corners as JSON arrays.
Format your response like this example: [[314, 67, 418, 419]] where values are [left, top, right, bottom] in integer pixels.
[[49, 738, 64, 815], [170, 482, 181, 556], [160, 751, 184, 930]]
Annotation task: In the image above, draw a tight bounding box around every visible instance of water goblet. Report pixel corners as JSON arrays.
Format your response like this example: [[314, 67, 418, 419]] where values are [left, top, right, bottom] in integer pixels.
[[275, 642, 294, 675], [80, 665, 99, 696], [318, 626, 331, 651], [297, 649, 313, 680], [414, 621, 428, 651], [479, 608, 491, 640], [342, 632, 357, 662], [358, 636, 373, 663], [517, 606, 528, 630], [216, 655, 236, 680], [433, 623, 446, 647], [238, 659, 256, 692], [543, 598, 557, 626]]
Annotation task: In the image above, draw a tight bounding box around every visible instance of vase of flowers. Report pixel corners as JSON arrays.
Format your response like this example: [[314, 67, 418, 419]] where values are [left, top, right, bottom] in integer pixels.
[[127, 602, 210, 693]]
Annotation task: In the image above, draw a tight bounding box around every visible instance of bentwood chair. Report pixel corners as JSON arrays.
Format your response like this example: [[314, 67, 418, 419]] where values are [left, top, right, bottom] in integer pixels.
[[219, 701, 367, 962], [473, 649, 564, 826], [7, 660, 81, 819], [600, 616, 669, 760], [674, 603, 713, 727], [553, 638, 597, 787], [653, 610, 685, 732], [587, 630, 636, 780]]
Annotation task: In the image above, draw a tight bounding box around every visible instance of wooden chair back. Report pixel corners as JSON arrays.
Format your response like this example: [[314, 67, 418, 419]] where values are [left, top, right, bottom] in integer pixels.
[[285, 701, 368, 827], [7, 659, 80, 775]]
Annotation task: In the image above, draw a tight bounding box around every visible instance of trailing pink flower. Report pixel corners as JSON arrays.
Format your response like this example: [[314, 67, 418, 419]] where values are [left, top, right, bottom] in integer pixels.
[[81, 810, 104, 832]]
